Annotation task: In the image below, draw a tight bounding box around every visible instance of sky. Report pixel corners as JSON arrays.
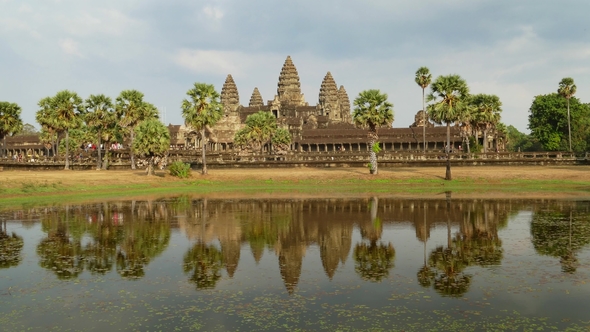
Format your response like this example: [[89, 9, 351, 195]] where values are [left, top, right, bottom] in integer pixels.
[[1, 0, 589, 133]]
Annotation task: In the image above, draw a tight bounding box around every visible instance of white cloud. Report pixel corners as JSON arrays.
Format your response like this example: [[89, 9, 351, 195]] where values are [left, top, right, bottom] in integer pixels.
[[174, 49, 240, 76], [202, 6, 224, 20], [59, 38, 83, 57]]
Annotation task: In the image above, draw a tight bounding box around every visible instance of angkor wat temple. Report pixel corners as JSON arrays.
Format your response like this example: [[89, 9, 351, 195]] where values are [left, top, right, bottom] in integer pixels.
[[3, 56, 508, 162], [170, 56, 504, 153]]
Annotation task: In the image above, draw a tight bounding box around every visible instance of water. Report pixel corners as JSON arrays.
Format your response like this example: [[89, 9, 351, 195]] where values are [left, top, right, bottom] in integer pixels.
[[1, 197, 590, 331]]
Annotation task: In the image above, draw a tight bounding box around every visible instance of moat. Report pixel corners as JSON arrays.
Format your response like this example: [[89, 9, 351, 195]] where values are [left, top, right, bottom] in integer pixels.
[[1, 197, 590, 331]]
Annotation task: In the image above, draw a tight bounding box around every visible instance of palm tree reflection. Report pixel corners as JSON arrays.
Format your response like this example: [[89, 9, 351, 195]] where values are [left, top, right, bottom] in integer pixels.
[[0, 220, 24, 269], [354, 197, 395, 282], [183, 242, 224, 290]]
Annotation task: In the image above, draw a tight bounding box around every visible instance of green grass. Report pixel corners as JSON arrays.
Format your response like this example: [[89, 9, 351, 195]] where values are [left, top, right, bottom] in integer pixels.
[[0, 176, 589, 211]]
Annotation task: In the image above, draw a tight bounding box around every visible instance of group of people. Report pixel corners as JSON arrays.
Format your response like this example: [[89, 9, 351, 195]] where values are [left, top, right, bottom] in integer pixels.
[[82, 142, 123, 152]]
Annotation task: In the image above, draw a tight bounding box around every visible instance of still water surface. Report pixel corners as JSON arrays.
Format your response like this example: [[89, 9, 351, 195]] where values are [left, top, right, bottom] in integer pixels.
[[1, 197, 590, 331]]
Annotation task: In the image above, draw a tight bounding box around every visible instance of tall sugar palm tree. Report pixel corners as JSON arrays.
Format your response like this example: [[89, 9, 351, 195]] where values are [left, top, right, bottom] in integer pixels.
[[415, 67, 432, 152], [37, 97, 59, 157], [558, 78, 576, 152], [132, 118, 171, 176], [427, 75, 471, 180], [352, 89, 394, 175], [116, 90, 158, 170], [181, 83, 223, 175], [85, 94, 115, 170], [42, 91, 84, 170], [470, 94, 502, 153], [0, 102, 23, 158]]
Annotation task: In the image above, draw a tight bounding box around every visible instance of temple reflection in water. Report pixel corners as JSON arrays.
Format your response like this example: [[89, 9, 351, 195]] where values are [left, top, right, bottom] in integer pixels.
[[3, 197, 587, 295]]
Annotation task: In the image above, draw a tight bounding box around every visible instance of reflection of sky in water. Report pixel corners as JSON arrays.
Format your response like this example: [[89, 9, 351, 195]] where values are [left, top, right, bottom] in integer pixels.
[[1, 200, 589, 330]]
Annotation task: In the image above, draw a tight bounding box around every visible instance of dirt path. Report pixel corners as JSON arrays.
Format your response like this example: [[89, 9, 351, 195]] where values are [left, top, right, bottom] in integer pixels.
[[1, 165, 589, 188]]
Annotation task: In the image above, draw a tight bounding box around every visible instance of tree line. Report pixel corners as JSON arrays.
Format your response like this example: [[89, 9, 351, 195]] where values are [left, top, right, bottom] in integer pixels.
[[0, 72, 585, 178]]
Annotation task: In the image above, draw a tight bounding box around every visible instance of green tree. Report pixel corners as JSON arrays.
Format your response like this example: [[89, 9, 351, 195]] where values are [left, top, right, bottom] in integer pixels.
[[233, 111, 278, 153], [271, 127, 292, 154], [16, 123, 38, 136], [427, 75, 471, 180], [528, 93, 590, 152], [415, 67, 432, 152], [85, 94, 115, 170], [132, 118, 170, 176], [352, 90, 394, 175], [116, 90, 158, 170], [37, 91, 85, 170], [181, 83, 223, 175], [0, 101, 23, 158], [557, 78, 577, 152], [470, 94, 502, 153], [505, 125, 542, 152]]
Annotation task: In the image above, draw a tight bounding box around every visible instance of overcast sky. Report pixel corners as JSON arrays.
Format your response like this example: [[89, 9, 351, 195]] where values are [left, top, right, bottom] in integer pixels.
[[1, 0, 588, 133]]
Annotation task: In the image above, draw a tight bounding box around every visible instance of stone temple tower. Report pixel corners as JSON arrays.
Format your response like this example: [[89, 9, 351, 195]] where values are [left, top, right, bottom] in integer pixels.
[[249, 87, 264, 108], [276, 56, 306, 106], [338, 85, 352, 123], [318, 72, 340, 121], [220, 74, 240, 115]]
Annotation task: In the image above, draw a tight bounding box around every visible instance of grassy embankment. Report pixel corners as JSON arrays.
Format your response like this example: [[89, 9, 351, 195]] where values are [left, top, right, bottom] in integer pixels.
[[1, 167, 589, 210]]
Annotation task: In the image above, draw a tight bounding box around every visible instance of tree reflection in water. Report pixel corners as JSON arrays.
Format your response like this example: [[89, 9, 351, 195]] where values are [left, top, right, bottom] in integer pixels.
[[531, 207, 590, 274], [354, 197, 395, 282], [37, 211, 84, 280], [183, 242, 224, 290], [0, 220, 24, 269]]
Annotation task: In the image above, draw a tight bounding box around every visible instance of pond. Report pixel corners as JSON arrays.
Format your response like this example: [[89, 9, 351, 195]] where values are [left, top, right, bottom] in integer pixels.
[[1, 196, 590, 331]]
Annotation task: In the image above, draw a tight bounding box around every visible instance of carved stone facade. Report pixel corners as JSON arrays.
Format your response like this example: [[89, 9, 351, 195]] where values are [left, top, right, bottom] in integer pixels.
[[170, 55, 504, 153]]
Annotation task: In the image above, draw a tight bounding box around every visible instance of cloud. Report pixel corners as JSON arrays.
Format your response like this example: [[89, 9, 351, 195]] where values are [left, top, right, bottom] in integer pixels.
[[202, 6, 224, 20], [174, 49, 241, 76], [59, 38, 83, 57]]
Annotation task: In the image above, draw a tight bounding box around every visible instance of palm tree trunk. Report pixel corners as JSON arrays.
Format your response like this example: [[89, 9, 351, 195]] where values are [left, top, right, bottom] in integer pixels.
[[103, 140, 110, 170], [147, 157, 154, 176], [201, 128, 207, 175], [445, 123, 451, 180], [422, 88, 426, 153], [97, 130, 102, 170], [130, 129, 136, 170], [64, 129, 70, 170], [483, 127, 488, 153], [368, 129, 378, 175], [567, 98, 572, 152], [2, 136, 6, 158]]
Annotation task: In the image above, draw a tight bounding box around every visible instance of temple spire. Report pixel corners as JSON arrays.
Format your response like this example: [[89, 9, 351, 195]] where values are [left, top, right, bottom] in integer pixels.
[[318, 71, 339, 120], [249, 87, 264, 108], [338, 85, 352, 123], [221, 74, 239, 114], [277, 56, 306, 106]]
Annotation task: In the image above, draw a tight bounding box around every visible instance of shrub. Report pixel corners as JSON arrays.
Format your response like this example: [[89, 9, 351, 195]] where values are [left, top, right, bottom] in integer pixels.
[[169, 161, 191, 178]]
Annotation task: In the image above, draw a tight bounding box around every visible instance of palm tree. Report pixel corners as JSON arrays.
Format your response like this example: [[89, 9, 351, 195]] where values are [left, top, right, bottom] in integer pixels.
[[427, 75, 471, 180], [235, 111, 278, 153], [37, 97, 59, 157], [116, 90, 158, 170], [470, 94, 502, 153], [132, 118, 171, 176], [415, 67, 432, 152], [0, 102, 23, 158], [181, 83, 223, 175], [352, 90, 394, 175], [85, 94, 115, 170], [42, 90, 84, 170], [558, 78, 576, 152]]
